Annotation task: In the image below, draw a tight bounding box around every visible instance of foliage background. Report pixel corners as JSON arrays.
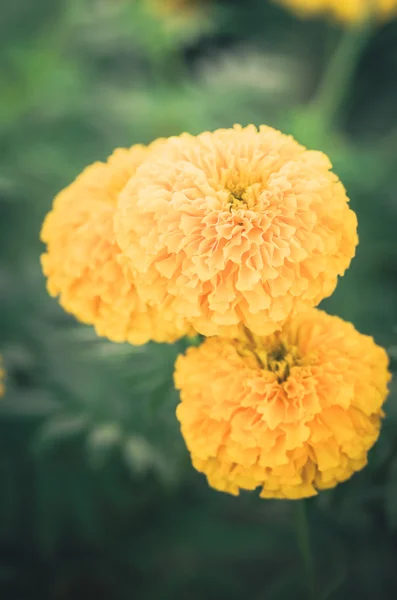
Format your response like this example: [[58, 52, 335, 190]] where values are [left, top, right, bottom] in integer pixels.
[[1, 0, 397, 598]]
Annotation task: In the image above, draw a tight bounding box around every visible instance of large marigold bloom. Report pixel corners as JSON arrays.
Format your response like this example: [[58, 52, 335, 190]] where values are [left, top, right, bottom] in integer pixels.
[[115, 125, 358, 338], [174, 309, 390, 499], [275, 0, 397, 24], [41, 144, 188, 345]]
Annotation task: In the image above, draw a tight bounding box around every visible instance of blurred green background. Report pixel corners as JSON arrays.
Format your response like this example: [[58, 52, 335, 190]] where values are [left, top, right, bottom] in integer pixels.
[[1, 0, 397, 598]]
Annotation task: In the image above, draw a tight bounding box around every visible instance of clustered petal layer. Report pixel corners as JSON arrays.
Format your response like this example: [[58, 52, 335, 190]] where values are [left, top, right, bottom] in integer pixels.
[[41, 144, 188, 345], [275, 0, 397, 24], [175, 309, 390, 499], [115, 125, 358, 338]]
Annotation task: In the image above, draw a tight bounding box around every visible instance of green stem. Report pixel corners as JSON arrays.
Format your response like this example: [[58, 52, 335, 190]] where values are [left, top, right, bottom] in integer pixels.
[[186, 334, 204, 347], [294, 500, 316, 600], [310, 18, 373, 130]]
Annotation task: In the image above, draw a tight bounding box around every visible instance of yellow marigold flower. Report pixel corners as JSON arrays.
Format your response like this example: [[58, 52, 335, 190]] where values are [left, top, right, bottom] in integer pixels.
[[275, 0, 397, 24], [174, 309, 390, 499], [115, 125, 358, 338], [41, 144, 188, 345]]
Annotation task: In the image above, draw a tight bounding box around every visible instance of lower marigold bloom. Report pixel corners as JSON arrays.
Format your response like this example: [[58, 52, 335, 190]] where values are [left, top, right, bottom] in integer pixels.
[[115, 124, 358, 339], [174, 309, 390, 499], [275, 0, 397, 24], [41, 144, 188, 345]]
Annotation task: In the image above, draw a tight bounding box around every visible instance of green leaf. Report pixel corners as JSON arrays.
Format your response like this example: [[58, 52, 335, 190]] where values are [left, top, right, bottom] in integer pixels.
[[385, 455, 397, 530], [86, 423, 122, 469], [33, 414, 88, 455]]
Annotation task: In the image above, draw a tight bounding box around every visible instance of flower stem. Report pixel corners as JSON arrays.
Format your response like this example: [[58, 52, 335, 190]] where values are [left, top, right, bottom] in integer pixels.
[[294, 500, 316, 600], [186, 334, 204, 347], [310, 18, 373, 130]]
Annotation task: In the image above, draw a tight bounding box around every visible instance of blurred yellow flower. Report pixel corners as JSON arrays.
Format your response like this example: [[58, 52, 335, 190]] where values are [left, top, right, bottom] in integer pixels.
[[144, 0, 209, 33], [174, 309, 390, 499], [276, 0, 397, 24], [41, 144, 189, 345], [115, 124, 358, 339], [146, 0, 199, 16]]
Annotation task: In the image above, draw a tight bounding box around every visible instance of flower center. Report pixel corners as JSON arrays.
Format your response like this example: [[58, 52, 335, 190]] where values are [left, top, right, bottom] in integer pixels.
[[228, 188, 247, 211], [264, 343, 300, 382], [239, 328, 301, 382]]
